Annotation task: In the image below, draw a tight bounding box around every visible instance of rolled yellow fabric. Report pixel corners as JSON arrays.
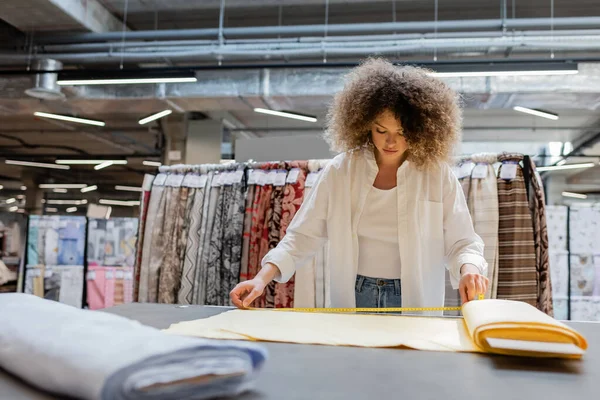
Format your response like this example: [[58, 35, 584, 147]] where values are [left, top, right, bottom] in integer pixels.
[[462, 299, 588, 358]]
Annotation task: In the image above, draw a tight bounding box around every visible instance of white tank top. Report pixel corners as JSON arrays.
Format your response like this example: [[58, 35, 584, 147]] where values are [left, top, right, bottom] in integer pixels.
[[357, 186, 401, 279]]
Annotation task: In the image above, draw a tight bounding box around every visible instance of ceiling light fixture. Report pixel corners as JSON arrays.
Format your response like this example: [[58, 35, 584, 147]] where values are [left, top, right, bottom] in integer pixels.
[[53, 188, 68, 193], [20, 186, 27, 191], [34, 111, 105, 127], [55, 159, 128, 165], [513, 106, 559, 120], [115, 185, 143, 192], [5, 160, 70, 170], [562, 191, 588, 199], [139, 109, 173, 125], [57, 77, 197, 86], [45, 207, 58, 213], [142, 160, 162, 167], [66, 207, 78, 213], [5, 198, 16, 204], [556, 159, 567, 166], [39, 184, 87, 189], [94, 161, 114, 170], [253, 108, 318, 123], [99, 199, 141, 207], [536, 162, 595, 172], [0, 185, 3, 190], [81, 185, 98, 193], [428, 63, 579, 78], [46, 199, 88, 205], [8, 206, 18, 212]]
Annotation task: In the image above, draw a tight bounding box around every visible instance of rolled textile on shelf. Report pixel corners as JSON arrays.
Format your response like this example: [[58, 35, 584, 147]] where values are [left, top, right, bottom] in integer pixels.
[[0, 293, 267, 400]]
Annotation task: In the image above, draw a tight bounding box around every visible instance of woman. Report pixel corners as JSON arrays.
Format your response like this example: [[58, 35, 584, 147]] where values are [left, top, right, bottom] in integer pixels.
[[231, 58, 488, 310]]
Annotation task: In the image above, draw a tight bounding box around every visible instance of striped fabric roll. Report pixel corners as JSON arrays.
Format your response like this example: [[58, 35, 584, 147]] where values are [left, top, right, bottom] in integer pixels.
[[496, 154, 537, 306]]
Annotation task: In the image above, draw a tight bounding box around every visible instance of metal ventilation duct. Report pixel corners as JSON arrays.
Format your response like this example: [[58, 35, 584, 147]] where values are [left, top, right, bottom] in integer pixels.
[[25, 59, 65, 100]]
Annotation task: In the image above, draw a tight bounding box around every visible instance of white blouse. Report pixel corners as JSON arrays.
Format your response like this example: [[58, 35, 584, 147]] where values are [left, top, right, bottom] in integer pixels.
[[262, 147, 487, 310], [357, 187, 401, 279]]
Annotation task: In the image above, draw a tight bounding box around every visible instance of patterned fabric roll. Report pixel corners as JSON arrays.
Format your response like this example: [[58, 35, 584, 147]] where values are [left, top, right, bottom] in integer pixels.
[[222, 168, 247, 305], [468, 154, 499, 299], [496, 154, 537, 306], [526, 157, 554, 316], [158, 186, 189, 304], [261, 163, 283, 308], [143, 184, 169, 303], [178, 186, 206, 305], [275, 161, 309, 308], [240, 184, 256, 282]]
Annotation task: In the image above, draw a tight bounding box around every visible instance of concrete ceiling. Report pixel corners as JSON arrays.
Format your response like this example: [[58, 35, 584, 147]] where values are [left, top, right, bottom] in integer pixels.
[[0, 0, 599, 206]]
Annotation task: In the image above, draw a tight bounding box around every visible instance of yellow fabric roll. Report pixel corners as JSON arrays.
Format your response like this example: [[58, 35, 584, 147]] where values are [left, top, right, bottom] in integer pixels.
[[462, 299, 588, 358]]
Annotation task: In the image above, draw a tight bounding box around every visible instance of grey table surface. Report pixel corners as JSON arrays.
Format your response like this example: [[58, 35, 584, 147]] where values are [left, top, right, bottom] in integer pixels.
[[1, 303, 599, 400]]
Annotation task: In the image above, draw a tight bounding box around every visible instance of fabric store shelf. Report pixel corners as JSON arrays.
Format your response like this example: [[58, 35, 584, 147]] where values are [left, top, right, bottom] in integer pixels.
[[2, 304, 598, 400]]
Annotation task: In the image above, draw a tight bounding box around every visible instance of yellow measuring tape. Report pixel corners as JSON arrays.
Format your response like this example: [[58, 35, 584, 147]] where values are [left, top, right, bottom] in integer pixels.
[[249, 294, 483, 314]]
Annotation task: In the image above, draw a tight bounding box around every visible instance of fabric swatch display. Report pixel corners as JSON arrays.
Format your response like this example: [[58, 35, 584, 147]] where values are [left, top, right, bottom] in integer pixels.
[[86, 266, 134, 310], [88, 218, 139, 267], [569, 206, 599, 255], [167, 299, 587, 359], [546, 206, 568, 252], [0, 213, 26, 293], [1, 293, 267, 400], [496, 154, 537, 306], [24, 265, 84, 308], [28, 216, 86, 266]]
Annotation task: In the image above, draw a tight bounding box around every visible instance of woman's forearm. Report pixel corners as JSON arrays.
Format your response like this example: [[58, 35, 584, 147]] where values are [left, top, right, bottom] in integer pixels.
[[255, 262, 281, 284]]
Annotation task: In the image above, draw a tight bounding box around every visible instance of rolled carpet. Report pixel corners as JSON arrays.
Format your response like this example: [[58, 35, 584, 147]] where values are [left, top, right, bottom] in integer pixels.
[[0, 293, 267, 400]]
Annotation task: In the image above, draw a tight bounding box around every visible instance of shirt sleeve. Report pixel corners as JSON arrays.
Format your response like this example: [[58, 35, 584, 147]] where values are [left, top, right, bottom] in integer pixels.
[[261, 166, 331, 283], [442, 165, 488, 289]]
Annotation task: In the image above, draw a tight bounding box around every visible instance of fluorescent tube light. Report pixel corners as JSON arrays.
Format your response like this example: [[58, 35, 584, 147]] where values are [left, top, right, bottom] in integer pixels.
[[5, 198, 16, 204], [139, 109, 172, 125], [66, 207, 78, 213], [99, 199, 140, 206], [556, 159, 567, 166], [8, 206, 18, 212], [5, 160, 70, 170], [94, 161, 114, 170], [53, 188, 68, 193], [115, 185, 143, 192], [536, 162, 595, 172], [253, 108, 317, 122], [57, 77, 197, 86], [34, 112, 105, 127], [46, 199, 88, 205], [513, 106, 559, 120], [45, 208, 58, 213], [55, 159, 128, 165], [429, 70, 578, 78], [562, 191, 588, 199], [81, 185, 98, 193], [39, 184, 87, 189], [142, 160, 162, 167]]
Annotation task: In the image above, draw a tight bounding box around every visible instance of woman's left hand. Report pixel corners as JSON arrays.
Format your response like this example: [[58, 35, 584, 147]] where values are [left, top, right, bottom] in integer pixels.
[[459, 264, 489, 304]]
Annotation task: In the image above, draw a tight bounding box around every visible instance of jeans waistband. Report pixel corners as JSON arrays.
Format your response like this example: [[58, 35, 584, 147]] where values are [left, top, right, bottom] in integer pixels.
[[356, 275, 401, 295]]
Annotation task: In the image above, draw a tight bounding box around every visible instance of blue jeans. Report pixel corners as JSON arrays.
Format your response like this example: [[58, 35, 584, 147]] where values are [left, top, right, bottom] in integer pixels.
[[355, 275, 402, 308]]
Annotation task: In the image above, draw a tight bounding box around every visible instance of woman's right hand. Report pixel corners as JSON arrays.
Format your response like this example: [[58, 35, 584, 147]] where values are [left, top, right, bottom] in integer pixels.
[[230, 278, 267, 308]]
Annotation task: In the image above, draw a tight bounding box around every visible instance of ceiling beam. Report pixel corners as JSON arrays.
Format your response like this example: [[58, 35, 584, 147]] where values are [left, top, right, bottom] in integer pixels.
[[45, 0, 126, 33]]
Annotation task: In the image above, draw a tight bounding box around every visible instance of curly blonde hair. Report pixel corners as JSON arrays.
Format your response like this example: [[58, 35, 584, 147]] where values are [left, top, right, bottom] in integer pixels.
[[324, 58, 462, 167]]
